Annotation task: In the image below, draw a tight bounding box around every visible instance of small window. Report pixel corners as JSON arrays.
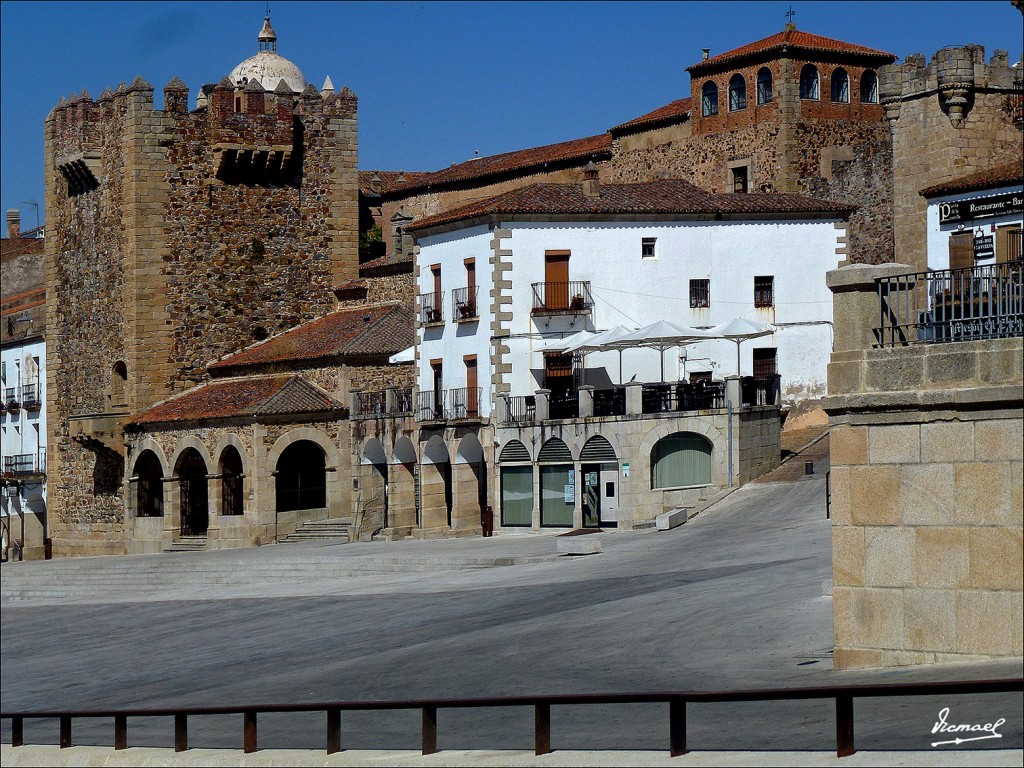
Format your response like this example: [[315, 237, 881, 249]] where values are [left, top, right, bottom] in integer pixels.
[[756, 67, 773, 105], [800, 64, 819, 100], [831, 68, 850, 103], [860, 70, 878, 103], [753, 348, 778, 377], [728, 74, 746, 111], [754, 275, 774, 308], [731, 165, 748, 193], [701, 81, 719, 116], [689, 279, 710, 308], [641, 237, 657, 259]]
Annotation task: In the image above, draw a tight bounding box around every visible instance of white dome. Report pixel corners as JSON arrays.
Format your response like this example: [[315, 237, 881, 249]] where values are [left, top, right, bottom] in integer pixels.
[[229, 51, 306, 93]]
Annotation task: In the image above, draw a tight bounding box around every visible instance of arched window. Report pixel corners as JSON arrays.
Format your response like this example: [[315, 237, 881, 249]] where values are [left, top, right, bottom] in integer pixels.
[[111, 361, 128, 406], [799, 64, 819, 100], [701, 81, 719, 116], [176, 448, 209, 536], [275, 440, 326, 512], [728, 74, 746, 111], [860, 70, 878, 103], [756, 67, 773, 105], [134, 450, 163, 517], [651, 433, 712, 489], [831, 67, 850, 103], [219, 445, 244, 516]]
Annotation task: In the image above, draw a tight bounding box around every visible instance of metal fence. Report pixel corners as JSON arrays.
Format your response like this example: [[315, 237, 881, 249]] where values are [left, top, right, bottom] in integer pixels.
[[353, 389, 415, 419], [642, 381, 725, 413], [593, 386, 626, 416], [449, 387, 481, 419], [416, 389, 447, 421], [548, 389, 579, 420], [419, 291, 444, 325], [531, 281, 593, 314], [875, 260, 1023, 347], [451, 287, 479, 321], [3, 678, 1019, 757], [502, 395, 536, 424]]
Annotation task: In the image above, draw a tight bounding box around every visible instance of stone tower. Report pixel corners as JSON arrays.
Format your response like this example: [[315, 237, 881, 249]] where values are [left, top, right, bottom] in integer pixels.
[[44, 18, 359, 556]]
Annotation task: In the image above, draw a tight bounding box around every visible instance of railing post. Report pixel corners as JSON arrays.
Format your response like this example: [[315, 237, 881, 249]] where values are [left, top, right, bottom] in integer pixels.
[[534, 703, 551, 755], [422, 706, 437, 755], [326, 707, 342, 754], [836, 694, 855, 757], [59, 715, 71, 748], [12, 716, 23, 747], [669, 697, 687, 756], [114, 715, 127, 750], [534, 389, 550, 421], [243, 710, 257, 753], [174, 713, 188, 752], [578, 385, 594, 418], [625, 381, 643, 415]]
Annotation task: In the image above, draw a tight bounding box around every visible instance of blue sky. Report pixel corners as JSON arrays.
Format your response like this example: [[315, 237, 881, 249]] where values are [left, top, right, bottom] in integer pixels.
[[2, 1, 1022, 226]]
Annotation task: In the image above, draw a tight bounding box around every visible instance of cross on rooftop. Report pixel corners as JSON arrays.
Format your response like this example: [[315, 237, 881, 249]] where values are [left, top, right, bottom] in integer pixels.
[[786, 6, 796, 24]]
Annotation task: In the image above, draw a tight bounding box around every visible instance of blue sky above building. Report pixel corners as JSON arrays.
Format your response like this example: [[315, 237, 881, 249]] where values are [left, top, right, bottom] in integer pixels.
[[1, 0, 1022, 224]]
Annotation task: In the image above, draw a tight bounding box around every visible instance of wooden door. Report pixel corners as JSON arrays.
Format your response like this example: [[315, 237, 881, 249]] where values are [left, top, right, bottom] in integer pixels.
[[465, 356, 478, 417], [545, 251, 570, 309]]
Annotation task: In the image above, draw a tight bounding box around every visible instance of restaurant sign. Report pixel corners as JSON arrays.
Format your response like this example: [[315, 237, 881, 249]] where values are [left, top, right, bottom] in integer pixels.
[[939, 192, 1024, 225]]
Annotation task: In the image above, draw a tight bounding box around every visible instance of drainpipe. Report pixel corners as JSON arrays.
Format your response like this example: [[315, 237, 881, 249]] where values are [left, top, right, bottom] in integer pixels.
[[727, 401, 733, 488]]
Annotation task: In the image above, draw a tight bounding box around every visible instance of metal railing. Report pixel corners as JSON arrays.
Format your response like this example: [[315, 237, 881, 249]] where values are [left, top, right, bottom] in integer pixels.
[[4, 386, 19, 406], [548, 389, 579, 420], [20, 383, 39, 407], [353, 389, 414, 420], [740, 374, 781, 407], [419, 291, 444, 325], [502, 395, 535, 424], [3, 451, 46, 476], [416, 390, 447, 422], [2, 678, 1019, 758], [875, 259, 1023, 347], [531, 281, 593, 314], [593, 386, 626, 416], [451, 287, 479, 321], [448, 387, 481, 419], [642, 381, 725, 413]]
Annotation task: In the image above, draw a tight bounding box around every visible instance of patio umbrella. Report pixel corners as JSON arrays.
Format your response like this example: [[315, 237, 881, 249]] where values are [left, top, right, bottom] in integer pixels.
[[707, 318, 775, 375], [564, 325, 636, 384], [605, 321, 716, 382]]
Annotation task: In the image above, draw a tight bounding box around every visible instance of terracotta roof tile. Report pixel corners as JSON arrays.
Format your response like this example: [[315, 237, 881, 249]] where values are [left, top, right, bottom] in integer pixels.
[[408, 179, 855, 232], [209, 303, 414, 371], [611, 98, 692, 133], [129, 375, 343, 425], [919, 161, 1024, 197], [687, 28, 895, 73], [383, 134, 612, 194], [358, 170, 431, 196]]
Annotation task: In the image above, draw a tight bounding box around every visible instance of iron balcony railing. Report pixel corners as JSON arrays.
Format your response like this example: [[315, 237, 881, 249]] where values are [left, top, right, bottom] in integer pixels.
[[875, 259, 1023, 347], [642, 380, 725, 414], [416, 389, 447, 422], [20, 382, 40, 408], [448, 387, 482, 420], [2, 678, 1019, 758], [353, 387, 414, 420], [451, 287, 479, 321], [531, 281, 593, 315], [740, 374, 781, 407], [415, 388, 481, 422], [3, 450, 45, 476], [419, 291, 444, 325], [4, 386, 19, 407], [548, 389, 580, 420], [502, 395, 536, 424], [593, 386, 626, 416]]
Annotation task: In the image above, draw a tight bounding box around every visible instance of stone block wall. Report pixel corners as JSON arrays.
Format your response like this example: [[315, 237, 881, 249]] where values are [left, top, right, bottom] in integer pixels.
[[825, 262, 1023, 667]]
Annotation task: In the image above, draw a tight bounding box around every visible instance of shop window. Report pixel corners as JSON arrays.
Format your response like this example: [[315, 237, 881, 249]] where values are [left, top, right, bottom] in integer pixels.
[[728, 74, 746, 111], [689, 279, 710, 308], [754, 275, 775, 308], [831, 68, 850, 103], [651, 433, 712, 489], [860, 70, 878, 103], [701, 81, 719, 116], [800, 64, 819, 100], [756, 67, 773, 104], [540, 464, 574, 526], [500, 466, 533, 526]]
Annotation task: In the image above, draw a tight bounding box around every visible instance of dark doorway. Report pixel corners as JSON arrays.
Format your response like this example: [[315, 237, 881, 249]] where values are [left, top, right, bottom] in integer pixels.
[[177, 449, 209, 536], [276, 441, 327, 512], [219, 446, 244, 516]]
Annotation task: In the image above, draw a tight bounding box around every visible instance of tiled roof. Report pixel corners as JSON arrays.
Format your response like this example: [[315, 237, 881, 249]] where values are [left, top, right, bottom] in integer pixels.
[[919, 161, 1024, 198], [383, 134, 612, 194], [360, 251, 413, 272], [687, 28, 895, 73], [0, 229, 45, 262], [611, 98, 692, 133], [129, 375, 344, 425], [209, 303, 414, 371], [358, 170, 431, 196], [408, 179, 855, 232]]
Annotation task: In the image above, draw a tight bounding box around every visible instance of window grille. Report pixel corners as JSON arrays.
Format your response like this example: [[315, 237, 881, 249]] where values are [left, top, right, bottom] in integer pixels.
[[689, 279, 710, 308], [754, 276, 774, 308]]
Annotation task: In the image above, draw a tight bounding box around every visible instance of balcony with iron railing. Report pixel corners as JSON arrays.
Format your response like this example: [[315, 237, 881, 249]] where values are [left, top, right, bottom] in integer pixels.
[[352, 388, 414, 420], [531, 281, 593, 316], [21, 382, 41, 411], [451, 287, 479, 322], [4, 386, 20, 410], [875, 259, 1023, 347], [419, 291, 445, 326], [2, 449, 46, 477], [415, 388, 483, 422]]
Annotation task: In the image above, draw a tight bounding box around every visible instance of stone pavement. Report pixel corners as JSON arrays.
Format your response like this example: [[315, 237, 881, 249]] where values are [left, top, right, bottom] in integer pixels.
[[2, 474, 1021, 764]]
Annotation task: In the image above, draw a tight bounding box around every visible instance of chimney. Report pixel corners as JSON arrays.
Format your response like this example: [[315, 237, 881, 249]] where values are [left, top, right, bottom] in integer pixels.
[[368, 172, 382, 195], [582, 161, 600, 198], [702, 48, 710, 61], [7, 209, 20, 239]]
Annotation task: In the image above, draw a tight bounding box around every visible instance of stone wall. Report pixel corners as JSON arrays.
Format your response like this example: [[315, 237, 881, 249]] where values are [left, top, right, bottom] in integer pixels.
[[881, 46, 1023, 272], [824, 262, 1023, 667]]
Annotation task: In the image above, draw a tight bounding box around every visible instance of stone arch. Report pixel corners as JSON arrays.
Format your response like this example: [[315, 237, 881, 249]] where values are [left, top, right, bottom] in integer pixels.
[[453, 433, 486, 534], [756, 66, 773, 105], [218, 445, 245, 517], [212, 433, 249, 477], [127, 437, 169, 480], [498, 439, 532, 463], [454, 433, 484, 464], [130, 447, 165, 519], [168, 435, 215, 479], [860, 69, 878, 103], [422, 434, 450, 465], [360, 437, 389, 531], [387, 435, 417, 530], [650, 432, 713, 489], [174, 446, 210, 536], [362, 437, 388, 466], [420, 435, 452, 529], [267, 427, 342, 519], [391, 436, 417, 465], [537, 437, 573, 463], [580, 435, 617, 462]]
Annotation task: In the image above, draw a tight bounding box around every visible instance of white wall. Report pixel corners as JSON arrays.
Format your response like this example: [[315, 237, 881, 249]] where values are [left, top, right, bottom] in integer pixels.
[[926, 185, 1024, 271], [0, 338, 47, 518]]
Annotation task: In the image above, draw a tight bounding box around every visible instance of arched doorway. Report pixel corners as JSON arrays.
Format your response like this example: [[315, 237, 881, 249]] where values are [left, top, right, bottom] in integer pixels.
[[175, 448, 209, 536], [275, 440, 327, 513], [133, 450, 164, 518], [219, 446, 244, 517]]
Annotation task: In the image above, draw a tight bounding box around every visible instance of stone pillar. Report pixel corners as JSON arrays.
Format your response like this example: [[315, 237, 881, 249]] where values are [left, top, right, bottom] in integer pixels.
[[578, 385, 595, 418], [493, 395, 508, 424], [725, 376, 742, 409], [535, 389, 550, 421], [826, 263, 916, 355], [572, 461, 584, 529], [625, 382, 643, 415]]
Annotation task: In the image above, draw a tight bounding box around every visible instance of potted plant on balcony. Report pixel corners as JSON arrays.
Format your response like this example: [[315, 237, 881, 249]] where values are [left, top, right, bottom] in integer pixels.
[[570, 294, 586, 311], [458, 302, 477, 319]]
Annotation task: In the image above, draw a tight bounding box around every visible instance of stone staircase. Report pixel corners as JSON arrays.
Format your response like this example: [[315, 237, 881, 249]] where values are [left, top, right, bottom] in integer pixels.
[[280, 518, 352, 544], [163, 535, 207, 553]]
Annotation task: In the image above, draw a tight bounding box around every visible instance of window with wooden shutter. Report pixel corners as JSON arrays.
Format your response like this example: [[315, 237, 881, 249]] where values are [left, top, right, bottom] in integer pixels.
[[948, 231, 974, 271]]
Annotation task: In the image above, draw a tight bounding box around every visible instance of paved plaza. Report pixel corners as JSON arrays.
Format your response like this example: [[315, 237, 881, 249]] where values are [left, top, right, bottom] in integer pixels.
[[2, 473, 1021, 763]]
